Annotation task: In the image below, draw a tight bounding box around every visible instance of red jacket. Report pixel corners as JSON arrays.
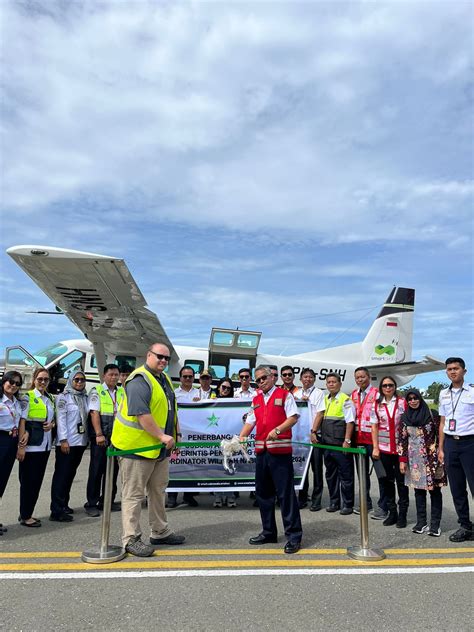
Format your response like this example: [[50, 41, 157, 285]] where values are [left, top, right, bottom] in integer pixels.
[[351, 386, 379, 445], [253, 387, 292, 455]]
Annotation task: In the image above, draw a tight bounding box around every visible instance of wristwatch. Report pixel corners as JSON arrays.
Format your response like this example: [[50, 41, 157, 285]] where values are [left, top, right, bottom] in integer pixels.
[[275, 428, 281, 436], [344, 438, 351, 444]]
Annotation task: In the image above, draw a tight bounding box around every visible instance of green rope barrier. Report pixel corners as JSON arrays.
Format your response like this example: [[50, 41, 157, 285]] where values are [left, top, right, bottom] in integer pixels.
[[107, 439, 365, 457]]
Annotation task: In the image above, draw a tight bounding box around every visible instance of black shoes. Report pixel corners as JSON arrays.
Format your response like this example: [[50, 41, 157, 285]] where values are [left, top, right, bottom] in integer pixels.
[[150, 533, 186, 545], [166, 500, 178, 509], [340, 507, 353, 516], [449, 527, 474, 542], [310, 502, 322, 512], [383, 511, 398, 526], [49, 513, 73, 522], [284, 541, 301, 554], [326, 505, 340, 513], [249, 534, 278, 545], [85, 507, 101, 517], [396, 514, 407, 529], [184, 497, 199, 507]]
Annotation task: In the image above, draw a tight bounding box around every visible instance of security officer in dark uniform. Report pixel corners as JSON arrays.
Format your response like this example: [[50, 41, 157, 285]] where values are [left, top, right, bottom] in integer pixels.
[[438, 357, 474, 542]]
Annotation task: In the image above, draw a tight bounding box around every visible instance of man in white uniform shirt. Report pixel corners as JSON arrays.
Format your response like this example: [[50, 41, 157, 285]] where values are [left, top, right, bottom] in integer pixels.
[[294, 368, 326, 511], [234, 368, 256, 399], [438, 357, 474, 542], [196, 370, 216, 400]]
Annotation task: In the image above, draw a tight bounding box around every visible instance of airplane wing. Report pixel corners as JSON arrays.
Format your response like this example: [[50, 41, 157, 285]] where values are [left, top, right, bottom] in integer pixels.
[[366, 355, 445, 378], [6, 245, 176, 360]]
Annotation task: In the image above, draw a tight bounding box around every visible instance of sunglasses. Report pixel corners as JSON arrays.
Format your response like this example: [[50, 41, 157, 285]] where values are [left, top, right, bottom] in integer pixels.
[[407, 396, 419, 402], [381, 383, 395, 388], [36, 377, 50, 383], [255, 375, 268, 384], [8, 379, 22, 387], [73, 378, 86, 383], [221, 385, 231, 390], [281, 373, 293, 378], [149, 351, 170, 362], [182, 375, 194, 379], [240, 375, 250, 380]]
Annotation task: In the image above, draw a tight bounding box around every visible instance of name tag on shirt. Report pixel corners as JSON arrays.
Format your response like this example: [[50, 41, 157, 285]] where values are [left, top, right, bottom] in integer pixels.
[[274, 399, 283, 407]]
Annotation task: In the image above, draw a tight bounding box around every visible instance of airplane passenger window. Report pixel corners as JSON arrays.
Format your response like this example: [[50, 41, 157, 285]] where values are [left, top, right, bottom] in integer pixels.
[[210, 365, 226, 379], [212, 332, 234, 346], [237, 334, 259, 348], [115, 355, 137, 369]]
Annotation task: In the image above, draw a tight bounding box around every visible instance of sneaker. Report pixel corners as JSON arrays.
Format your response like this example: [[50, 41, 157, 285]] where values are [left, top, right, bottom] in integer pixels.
[[371, 507, 388, 521], [449, 527, 474, 542], [428, 527, 441, 537], [150, 533, 186, 546], [412, 523, 428, 534], [353, 504, 373, 515], [126, 536, 155, 557], [213, 499, 223, 508], [227, 498, 237, 508]]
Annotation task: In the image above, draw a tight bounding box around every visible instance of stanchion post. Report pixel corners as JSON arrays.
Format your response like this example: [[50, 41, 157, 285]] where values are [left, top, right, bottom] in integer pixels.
[[347, 450, 386, 561], [82, 453, 126, 564]]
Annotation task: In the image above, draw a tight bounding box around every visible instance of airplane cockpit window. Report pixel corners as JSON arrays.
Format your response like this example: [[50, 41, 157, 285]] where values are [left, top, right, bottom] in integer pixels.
[[32, 343, 68, 367], [184, 360, 204, 374], [236, 334, 259, 349], [212, 331, 234, 346], [209, 365, 226, 379], [115, 355, 137, 370], [49, 350, 85, 394]]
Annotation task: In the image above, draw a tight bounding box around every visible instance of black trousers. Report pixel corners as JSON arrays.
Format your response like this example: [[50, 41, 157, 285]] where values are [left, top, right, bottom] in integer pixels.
[[324, 449, 354, 508], [256, 451, 302, 543], [85, 443, 119, 507], [299, 446, 324, 506], [51, 446, 87, 515], [414, 487, 443, 530], [358, 444, 387, 511], [0, 432, 18, 498], [19, 450, 50, 520], [379, 452, 409, 513], [444, 435, 474, 530]]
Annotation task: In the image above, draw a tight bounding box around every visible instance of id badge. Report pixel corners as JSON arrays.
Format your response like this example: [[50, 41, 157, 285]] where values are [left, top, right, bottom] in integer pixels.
[[448, 419, 456, 432], [10, 427, 18, 438], [77, 422, 85, 435]]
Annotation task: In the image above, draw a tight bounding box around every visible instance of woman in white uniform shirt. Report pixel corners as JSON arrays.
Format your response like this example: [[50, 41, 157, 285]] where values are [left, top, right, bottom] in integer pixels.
[[50, 371, 90, 522], [18, 368, 55, 527], [0, 371, 27, 535]]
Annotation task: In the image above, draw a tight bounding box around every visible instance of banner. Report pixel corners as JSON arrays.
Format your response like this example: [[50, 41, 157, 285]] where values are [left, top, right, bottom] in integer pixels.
[[168, 399, 311, 492]]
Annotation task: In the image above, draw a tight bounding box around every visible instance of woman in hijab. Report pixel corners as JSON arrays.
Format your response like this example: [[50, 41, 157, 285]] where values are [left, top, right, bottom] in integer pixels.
[[49, 371, 90, 522], [397, 389, 446, 537]]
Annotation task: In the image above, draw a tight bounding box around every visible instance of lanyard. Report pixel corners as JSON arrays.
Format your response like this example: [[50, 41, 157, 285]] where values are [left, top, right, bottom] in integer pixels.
[[449, 388, 463, 417], [108, 389, 117, 414], [4, 399, 19, 425]]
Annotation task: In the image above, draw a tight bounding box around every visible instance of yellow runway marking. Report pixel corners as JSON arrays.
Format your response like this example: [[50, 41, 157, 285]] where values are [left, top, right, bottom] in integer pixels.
[[0, 557, 473, 571], [0, 547, 472, 559]]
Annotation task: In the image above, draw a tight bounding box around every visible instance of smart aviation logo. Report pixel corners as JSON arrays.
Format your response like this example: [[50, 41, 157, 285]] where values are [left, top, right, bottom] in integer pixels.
[[374, 345, 395, 356]]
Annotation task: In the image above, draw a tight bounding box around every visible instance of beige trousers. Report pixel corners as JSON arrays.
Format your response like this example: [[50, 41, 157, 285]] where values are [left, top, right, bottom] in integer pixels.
[[119, 456, 172, 546]]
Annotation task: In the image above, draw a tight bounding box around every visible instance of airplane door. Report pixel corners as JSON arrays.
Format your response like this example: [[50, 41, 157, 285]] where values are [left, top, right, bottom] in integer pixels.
[[5, 346, 45, 391]]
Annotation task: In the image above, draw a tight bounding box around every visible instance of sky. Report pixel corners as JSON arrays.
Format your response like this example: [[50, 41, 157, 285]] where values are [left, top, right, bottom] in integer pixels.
[[1, 0, 473, 389]]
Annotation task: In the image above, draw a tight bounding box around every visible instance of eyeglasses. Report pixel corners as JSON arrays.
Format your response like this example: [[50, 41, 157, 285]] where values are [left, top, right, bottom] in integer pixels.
[[149, 351, 170, 362], [7, 379, 21, 387], [281, 372, 293, 378], [407, 396, 419, 402], [381, 383, 395, 388], [240, 375, 250, 380], [255, 375, 268, 384], [36, 377, 50, 383], [182, 375, 194, 379], [73, 378, 86, 383]]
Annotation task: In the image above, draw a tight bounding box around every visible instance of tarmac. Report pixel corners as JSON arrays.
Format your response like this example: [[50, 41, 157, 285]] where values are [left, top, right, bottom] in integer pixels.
[[1, 456, 473, 632]]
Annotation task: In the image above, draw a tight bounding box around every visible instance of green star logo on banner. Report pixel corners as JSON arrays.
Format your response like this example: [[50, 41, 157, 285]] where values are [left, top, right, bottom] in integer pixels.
[[206, 413, 220, 428]]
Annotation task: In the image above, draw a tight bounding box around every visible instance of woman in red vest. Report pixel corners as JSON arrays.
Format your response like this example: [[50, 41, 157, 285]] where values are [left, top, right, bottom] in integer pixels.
[[371, 376, 409, 528]]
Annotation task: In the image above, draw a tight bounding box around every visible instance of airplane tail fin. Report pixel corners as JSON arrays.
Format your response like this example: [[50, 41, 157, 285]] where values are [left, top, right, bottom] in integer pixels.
[[361, 287, 415, 366]]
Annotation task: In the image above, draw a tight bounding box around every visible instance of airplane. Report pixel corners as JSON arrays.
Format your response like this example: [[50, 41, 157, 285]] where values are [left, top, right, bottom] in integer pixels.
[[5, 245, 444, 394]]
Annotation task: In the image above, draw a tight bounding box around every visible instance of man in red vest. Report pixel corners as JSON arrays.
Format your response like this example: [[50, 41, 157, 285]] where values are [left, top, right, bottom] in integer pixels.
[[351, 366, 388, 520], [240, 365, 302, 554]]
